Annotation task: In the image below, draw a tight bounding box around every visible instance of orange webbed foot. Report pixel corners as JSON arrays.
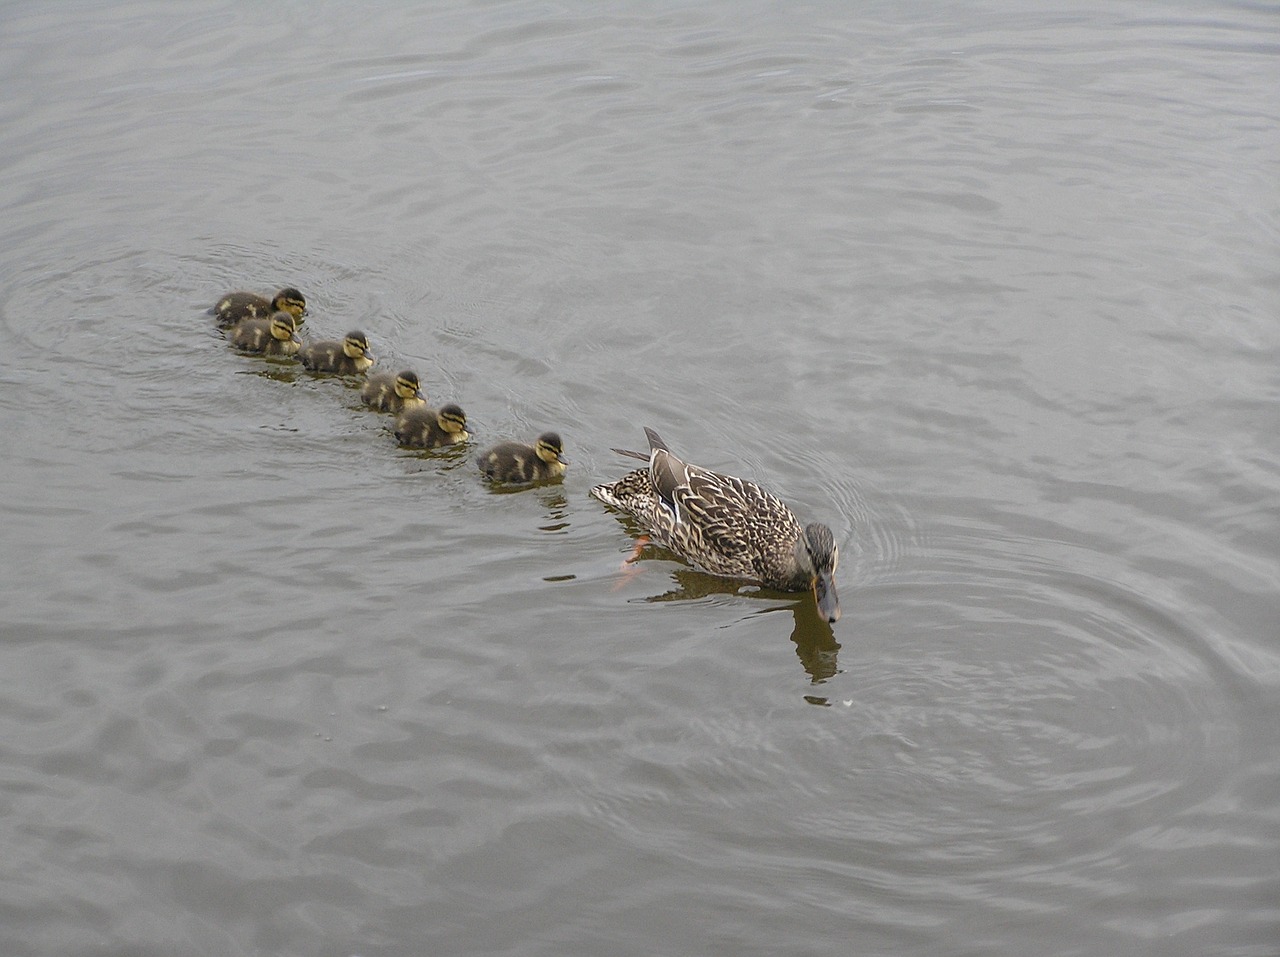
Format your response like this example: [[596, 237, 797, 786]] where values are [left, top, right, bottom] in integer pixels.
[[611, 536, 650, 591]]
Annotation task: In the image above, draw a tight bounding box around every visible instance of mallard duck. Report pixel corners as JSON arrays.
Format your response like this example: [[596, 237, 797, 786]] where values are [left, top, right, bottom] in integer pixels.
[[394, 403, 470, 449], [476, 432, 568, 484], [214, 287, 306, 329], [590, 427, 841, 622], [361, 369, 426, 414], [229, 311, 301, 356], [299, 330, 375, 374]]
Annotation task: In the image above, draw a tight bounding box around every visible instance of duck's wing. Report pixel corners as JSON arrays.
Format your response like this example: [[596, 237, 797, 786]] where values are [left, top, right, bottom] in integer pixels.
[[642, 428, 756, 562]]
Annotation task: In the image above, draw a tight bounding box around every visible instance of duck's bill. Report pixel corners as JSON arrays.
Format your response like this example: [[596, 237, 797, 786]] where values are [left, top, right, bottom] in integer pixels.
[[814, 571, 840, 623]]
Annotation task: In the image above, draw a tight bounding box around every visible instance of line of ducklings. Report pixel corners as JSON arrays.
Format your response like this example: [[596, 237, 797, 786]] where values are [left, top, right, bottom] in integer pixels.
[[212, 285, 843, 622], [213, 287, 568, 485]]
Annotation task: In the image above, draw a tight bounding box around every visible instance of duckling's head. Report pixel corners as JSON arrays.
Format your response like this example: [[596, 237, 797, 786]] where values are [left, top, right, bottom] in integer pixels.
[[272, 288, 307, 322], [534, 432, 568, 466], [437, 403, 469, 437], [795, 523, 840, 623], [393, 370, 423, 400], [342, 331, 373, 361], [268, 311, 298, 341]]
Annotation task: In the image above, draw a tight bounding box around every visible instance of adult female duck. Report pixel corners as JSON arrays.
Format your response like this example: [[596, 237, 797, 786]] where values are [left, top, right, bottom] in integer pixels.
[[591, 427, 841, 622]]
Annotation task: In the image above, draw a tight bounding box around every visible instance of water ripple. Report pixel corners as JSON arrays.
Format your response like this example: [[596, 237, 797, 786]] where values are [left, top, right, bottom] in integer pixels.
[[2, 2, 1278, 955]]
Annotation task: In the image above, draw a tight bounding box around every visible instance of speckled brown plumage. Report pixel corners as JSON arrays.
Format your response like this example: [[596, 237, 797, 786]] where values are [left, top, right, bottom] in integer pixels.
[[591, 427, 841, 622]]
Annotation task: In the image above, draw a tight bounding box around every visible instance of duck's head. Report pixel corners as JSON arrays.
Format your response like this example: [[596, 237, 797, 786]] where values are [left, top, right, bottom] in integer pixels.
[[437, 403, 469, 438], [393, 370, 424, 401], [795, 522, 840, 623], [272, 288, 307, 323], [342, 331, 373, 362], [268, 311, 298, 341], [534, 432, 568, 466]]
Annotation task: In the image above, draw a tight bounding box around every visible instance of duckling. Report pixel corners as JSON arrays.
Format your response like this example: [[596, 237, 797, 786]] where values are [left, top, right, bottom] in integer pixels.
[[298, 330, 375, 375], [229, 311, 301, 356], [214, 287, 306, 329], [361, 369, 426, 414], [394, 403, 470, 449], [477, 432, 568, 484]]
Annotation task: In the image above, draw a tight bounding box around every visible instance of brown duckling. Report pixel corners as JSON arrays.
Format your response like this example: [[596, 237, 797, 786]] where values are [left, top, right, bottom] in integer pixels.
[[394, 403, 470, 449], [299, 330, 375, 375], [214, 287, 306, 329], [361, 369, 426, 414], [477, 432, 568, 484], [230, 311, 301, 356]]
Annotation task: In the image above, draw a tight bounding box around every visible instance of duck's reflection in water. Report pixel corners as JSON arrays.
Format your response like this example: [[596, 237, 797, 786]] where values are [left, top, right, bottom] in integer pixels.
[[635, 565, 842, 683]]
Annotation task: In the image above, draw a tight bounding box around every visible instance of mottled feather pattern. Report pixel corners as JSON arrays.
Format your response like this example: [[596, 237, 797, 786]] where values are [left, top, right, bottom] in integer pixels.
[[592, 468, 659, 523], [590, 428, 839, 622]]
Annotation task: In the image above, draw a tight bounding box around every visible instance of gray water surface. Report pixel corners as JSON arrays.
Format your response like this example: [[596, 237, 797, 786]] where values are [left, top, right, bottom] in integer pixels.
[[2, 1, 1278, 955]]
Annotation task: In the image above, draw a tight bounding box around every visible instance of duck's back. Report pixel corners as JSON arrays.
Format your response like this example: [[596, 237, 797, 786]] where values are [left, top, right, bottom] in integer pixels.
[[477, 441, 561, 483], [215, 291, 270, 328], [361, 372, 397, 410], [230, 316, 275, 352], [592, 451, 805, 585], [394, 407, 444, 448]]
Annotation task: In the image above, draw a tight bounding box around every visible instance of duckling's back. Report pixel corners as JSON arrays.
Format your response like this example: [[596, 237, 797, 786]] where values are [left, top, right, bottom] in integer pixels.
[[214, 291, 270, 328], [394, 407, 443, 448], [477, 441, 564, 484], [230, 316, 299, 356], [361, 372, 423, 413]]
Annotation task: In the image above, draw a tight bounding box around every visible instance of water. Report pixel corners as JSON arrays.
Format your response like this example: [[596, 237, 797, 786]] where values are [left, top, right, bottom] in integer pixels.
[[2, 1, 1278, 954]]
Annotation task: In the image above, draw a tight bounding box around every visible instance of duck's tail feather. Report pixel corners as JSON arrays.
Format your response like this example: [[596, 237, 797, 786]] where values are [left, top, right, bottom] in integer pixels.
[[643, 427, 670, 453]]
